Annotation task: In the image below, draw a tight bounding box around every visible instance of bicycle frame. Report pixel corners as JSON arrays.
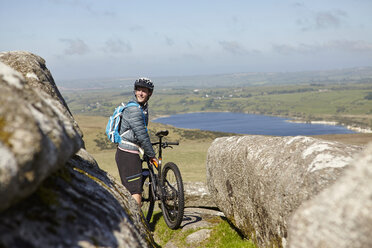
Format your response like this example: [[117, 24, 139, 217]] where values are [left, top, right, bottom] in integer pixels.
[[142, 130, 179, 201], [141, 130, 184, 229], [143, 160, 160, 201]]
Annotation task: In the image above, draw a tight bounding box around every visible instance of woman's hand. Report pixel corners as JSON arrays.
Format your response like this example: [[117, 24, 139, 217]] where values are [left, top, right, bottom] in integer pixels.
[[150, 157, 159, 168]]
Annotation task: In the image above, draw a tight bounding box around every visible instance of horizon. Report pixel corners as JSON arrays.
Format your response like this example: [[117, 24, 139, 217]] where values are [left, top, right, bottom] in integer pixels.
[[58, 65, 372, 83], [1, 1, 372, 81]]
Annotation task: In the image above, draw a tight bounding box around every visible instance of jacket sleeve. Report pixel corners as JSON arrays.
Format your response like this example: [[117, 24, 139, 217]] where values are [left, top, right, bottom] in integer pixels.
[[126, 106, 156, 158]]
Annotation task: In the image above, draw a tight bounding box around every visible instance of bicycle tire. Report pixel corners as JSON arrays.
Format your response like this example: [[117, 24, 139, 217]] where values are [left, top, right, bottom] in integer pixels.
[[141, 169, 155, 223], [160, 162, 184, 229]]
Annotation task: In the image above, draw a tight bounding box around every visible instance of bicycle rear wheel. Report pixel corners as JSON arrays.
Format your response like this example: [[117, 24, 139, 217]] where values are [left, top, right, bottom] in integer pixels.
[[141, 169, 154, 223], [160, 162, 184, 229]]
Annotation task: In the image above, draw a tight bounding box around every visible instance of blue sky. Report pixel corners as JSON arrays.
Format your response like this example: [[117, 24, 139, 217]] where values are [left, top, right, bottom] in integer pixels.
[[1, 0, 372, 81]]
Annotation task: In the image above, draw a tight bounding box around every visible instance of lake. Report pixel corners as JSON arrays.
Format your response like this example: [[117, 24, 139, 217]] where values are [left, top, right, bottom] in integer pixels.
[[153, 112, 356, 136]]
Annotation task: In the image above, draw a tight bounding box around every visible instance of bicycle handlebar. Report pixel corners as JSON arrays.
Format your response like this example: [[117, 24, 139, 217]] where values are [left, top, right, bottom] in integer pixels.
[[151, 141, 179, 146]]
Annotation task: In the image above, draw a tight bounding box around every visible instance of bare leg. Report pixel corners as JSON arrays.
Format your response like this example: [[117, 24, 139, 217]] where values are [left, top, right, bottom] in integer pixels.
[[132, 193, 141, 206]]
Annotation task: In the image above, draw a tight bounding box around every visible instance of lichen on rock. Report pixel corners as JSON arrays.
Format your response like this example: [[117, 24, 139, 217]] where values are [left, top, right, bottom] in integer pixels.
[[206, 135, 361, 247], [0, 57, 83, 211]]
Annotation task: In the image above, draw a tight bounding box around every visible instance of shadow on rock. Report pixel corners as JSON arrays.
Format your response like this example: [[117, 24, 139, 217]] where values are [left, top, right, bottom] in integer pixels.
[[0, 149, 154, 247]]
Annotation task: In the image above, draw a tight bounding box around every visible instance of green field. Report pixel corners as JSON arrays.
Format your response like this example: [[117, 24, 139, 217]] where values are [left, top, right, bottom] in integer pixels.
[[64, 82, 372, 129], [68, 82, 372, 182]]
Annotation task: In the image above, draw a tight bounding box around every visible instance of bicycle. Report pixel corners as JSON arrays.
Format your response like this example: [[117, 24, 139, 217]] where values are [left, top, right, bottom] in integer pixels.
[[141, 130, 185, 229]]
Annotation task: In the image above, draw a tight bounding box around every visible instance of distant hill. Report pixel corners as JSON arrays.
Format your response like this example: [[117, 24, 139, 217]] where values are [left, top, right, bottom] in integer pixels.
[[59, 67, 372, 90]]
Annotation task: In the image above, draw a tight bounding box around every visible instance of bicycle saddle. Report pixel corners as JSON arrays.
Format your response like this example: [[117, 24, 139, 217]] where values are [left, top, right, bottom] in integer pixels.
[[156, 130, 169, 137]]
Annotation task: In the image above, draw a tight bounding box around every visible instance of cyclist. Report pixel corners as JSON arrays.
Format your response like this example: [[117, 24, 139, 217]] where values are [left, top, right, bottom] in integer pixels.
[[115, 77, 158, 205]]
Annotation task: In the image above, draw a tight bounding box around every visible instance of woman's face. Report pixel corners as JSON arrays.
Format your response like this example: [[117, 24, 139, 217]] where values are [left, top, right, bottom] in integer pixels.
[[135, 87, 151, 104]]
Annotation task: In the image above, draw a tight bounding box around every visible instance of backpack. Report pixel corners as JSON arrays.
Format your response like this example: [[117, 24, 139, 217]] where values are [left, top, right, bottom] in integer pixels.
[[105, 101, 146, 143]]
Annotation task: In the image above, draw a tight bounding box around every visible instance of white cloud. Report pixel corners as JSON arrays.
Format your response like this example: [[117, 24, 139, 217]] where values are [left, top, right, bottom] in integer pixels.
[[219, 41, 261, 56], [272, 43, 317, 55], [219, 41, 249, 55], [297, 9, 348, 31], [103, 39, 132, 54], [60, 39, 90, 55], [227, 16, 246, 33], [315, 10, 347, 29], [165, 36, 175, 47], [292, 2, 305, 8]]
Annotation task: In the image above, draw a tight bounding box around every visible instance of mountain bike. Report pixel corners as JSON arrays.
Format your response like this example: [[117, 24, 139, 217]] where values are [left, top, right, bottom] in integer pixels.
[[141, 130, 185, 229]]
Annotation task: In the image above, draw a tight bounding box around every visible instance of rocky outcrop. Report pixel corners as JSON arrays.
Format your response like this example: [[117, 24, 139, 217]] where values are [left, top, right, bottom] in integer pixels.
[[0, 54, 83, 212], [0, 149, 154, 247], [288, 143, 372, 248], [0, 51, 82, 138], [0, 52, 154, 247], [206, 135, 361, 247], [184, 182, 216, 208]]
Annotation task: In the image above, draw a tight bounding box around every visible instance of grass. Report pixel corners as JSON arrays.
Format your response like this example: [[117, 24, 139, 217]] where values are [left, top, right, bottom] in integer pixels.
[[149, 212, 256, 248], [203, 219, 256, 248]]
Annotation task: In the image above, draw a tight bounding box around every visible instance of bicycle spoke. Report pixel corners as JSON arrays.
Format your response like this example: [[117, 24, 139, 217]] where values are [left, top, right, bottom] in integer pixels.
[[161, 162, 184, 229]]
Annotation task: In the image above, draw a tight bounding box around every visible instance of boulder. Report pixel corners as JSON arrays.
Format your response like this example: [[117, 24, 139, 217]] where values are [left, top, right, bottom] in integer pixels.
[[0, 51, 155, 247], [184, 181, 216, 208], [186, 229, 212, 245], [0, 55, 83, 212], [206, 135, 361, 247], [0, 51, 82, 138], [0, 149, 154, 247], [288, 143, 372, 248]]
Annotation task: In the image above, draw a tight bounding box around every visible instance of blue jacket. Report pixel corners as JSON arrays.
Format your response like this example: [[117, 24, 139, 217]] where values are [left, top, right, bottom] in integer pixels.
[[118, 97, 155, 158]]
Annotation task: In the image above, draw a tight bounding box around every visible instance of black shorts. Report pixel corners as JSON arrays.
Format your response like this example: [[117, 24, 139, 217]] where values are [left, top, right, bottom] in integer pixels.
[[115, 148, 142, 195]]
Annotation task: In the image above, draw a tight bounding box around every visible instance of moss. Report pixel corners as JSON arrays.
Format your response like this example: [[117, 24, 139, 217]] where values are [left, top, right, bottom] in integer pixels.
[[268, 236, 284, 248], [241, 219, 258, 245], [203, 219, 256, 248], [0, 117, 11, 146], [239, 218, 284, 248]]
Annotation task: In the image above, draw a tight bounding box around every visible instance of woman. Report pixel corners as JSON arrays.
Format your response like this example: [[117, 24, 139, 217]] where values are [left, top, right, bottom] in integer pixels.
[[115, 77, 157, 205]]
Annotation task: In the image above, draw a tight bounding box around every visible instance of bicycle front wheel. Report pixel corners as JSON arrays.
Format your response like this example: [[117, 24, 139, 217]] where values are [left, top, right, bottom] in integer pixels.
[[160, 162, 184, 229], [141, 169, 154, 223]]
